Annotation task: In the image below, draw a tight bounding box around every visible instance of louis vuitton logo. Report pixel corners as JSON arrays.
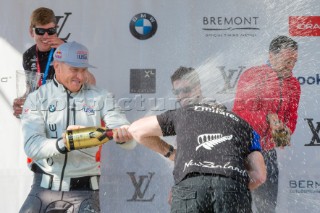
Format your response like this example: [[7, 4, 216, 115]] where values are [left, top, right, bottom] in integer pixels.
[[305, 118, 320, 146], [127, 172, 155, 202], [217, 66, 245, 93], [56, 12, 72, 41]]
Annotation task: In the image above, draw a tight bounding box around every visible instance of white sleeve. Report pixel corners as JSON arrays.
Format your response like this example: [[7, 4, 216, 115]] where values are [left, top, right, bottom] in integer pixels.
[[21, 92, 62, 160], [101, 91, 136, 150]]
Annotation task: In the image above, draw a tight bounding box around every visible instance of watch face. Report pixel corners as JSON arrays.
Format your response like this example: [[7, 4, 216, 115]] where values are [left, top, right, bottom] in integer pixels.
[[164, 145, 174, 158]]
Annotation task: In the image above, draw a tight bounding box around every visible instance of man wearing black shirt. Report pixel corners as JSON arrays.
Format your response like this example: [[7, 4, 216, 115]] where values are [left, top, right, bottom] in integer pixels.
[[128, 67, 266, 212], [13, 7, 95, 118], [129, 103, 266, 212]]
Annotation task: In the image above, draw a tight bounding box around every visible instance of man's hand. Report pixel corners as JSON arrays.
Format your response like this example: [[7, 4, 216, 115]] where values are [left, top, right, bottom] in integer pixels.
[[45, 37, 65, 49], [13, 97, 26, 118], [267, 113, 291, 147], [272, 126, 291, 148], [113, 125, 133, 143]]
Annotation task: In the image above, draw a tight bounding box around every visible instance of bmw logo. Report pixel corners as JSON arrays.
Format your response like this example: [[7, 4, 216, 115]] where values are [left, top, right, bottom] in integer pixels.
[[49, 104, 56, 112], [129, 13, 157, 40]]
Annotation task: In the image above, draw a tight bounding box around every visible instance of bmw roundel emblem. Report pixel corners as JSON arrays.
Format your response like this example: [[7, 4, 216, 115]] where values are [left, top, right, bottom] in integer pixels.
[[49, 104, 56, 112], [129, 13, 157, 40]]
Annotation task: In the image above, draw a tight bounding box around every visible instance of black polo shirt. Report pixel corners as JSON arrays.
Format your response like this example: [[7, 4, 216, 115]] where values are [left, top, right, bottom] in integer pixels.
[[22, 45, 55, 80], [157, 103, 261, 184]]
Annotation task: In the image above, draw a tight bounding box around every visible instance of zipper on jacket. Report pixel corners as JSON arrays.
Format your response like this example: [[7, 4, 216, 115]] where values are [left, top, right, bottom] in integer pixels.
[[58, 90, 72, 191], [73, 101, 76, 124]]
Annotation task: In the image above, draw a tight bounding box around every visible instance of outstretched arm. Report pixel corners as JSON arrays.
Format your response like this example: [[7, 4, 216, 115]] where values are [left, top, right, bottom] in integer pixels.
[[128, 116, 176, 161]]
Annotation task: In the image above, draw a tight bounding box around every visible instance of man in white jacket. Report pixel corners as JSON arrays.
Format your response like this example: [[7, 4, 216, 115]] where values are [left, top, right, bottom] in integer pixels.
[[20, 41, 136, 213]]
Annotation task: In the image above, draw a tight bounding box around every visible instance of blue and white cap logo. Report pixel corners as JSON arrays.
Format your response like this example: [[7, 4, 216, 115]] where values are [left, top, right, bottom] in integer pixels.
[[130, 13, 157, 40], [53, 41, 96, 68]]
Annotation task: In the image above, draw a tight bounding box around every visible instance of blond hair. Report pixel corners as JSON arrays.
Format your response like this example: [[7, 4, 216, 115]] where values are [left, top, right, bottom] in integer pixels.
[[30, 7, 57, 29]]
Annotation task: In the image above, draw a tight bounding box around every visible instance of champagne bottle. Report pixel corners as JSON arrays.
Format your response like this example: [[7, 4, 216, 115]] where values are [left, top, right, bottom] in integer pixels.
[[65, 127, 114, 151], [272, 128, 290, 147]]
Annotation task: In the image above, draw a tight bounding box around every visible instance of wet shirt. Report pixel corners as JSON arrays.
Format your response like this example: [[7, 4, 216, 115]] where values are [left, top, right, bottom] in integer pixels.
[[232, 64, 301, 150], [157, 103, 261, 184], [23, 45, 55, 80]]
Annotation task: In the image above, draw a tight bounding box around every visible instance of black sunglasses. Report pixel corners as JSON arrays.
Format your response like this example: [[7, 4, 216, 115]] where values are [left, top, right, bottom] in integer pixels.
[[172, 87, 192, 95], [33, 27, 57, 36]]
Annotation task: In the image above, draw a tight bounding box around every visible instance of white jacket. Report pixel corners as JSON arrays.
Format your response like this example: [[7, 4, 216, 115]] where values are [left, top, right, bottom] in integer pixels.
[[21, 78, 136, 181]]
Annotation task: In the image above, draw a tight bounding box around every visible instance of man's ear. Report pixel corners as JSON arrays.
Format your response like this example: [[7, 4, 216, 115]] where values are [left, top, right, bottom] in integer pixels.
[[268, 52, 275, 64], [53, 62, 60, 73], [29, 27, 34, 38], [269, 52, 276, 61]]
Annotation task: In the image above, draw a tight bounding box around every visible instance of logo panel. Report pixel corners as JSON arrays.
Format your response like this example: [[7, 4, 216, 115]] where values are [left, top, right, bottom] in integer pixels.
[[304, 118, 320, 146], [127, 172, 155, 202], [56, 12, 72, 40], [130, 69, 156, 93], [216, 66, 245, 93], [202, 16, 260, 38], [289, 16, 320, 36], [289, 179, 320, 194], [298, 74, 320, 85], [130, 13, 157, 40]]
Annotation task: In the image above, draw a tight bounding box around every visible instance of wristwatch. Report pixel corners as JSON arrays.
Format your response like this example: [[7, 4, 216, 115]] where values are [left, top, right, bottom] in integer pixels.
[[164, 145, 174, 158]]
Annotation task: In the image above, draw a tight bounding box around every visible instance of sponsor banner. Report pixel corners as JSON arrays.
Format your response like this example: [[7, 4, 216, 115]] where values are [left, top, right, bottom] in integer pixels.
[[202, 16, 261, 38], [289, 179, 320, 194], [129, 13, 158, 40], [298, 74, 320, 85], [289, 16, 320, 36], [1, 0, 320, 212], [304, 118, 320, 146], [130, 69, 156, 93]]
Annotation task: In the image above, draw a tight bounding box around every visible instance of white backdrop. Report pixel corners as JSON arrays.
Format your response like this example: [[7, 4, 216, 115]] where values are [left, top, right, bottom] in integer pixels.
[[1, 0, 320, 212]]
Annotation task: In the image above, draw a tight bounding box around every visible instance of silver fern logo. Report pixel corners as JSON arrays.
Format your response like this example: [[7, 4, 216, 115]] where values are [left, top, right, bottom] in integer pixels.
[[196, 133, 233, 151]]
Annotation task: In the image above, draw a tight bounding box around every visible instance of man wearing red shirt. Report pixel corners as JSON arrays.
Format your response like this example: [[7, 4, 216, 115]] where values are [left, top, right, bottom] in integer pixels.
[[233, 35, 301, 213]]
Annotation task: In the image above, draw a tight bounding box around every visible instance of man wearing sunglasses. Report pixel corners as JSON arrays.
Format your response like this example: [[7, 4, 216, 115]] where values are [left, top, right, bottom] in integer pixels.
[[13, 7, 95, 118], [25, 7, 65, 82], [171, 66, 204, 107], [128, 66, 266, 212]]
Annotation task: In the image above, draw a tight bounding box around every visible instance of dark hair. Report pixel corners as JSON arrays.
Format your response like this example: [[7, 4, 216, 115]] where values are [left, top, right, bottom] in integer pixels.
[[269, 35, 298, 54], [170, 66, 200, 85]]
